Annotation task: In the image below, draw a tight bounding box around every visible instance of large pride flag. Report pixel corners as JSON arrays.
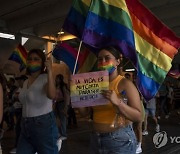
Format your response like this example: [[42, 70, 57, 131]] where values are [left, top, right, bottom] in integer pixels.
[[52, 42, 97, 73], [63, 0, 180, 101], [8, 44, 28, 71]]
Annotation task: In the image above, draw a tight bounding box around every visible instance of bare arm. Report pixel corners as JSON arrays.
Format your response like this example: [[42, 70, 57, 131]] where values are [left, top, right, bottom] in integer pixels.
[[118, 79, 142, 122], [0, 84, 3, 123], [102, 78, 142, 122], [45, 57, 56, 99]]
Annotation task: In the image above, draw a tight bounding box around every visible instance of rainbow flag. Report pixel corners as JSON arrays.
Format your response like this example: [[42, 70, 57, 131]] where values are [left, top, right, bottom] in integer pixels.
[[63, 0, 180, 100], [63, 0, 91, 38], [52, 42, 97, 73], [8, 44, 27, 71]]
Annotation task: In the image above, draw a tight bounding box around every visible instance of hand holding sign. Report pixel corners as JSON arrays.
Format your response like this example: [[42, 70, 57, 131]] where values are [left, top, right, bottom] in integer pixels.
[[101, 90, 123, 106]]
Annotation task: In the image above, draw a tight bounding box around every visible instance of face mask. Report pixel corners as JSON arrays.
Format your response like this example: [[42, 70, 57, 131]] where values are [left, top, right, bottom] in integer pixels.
[[98, 61, 116, 74], [27, 62, 42, 73]]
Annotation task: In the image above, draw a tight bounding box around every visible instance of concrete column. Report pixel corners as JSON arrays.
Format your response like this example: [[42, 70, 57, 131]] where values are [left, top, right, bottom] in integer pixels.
[[44, 41, 52, 55]]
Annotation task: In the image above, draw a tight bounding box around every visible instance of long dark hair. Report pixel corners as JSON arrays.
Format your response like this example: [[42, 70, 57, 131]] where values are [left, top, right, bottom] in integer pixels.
[[0, 72, 7, 91], [101, 47, 121, 59], [0, 72, 8, 102], [55, 74, 68, 96], [26, 49, 47, 75]]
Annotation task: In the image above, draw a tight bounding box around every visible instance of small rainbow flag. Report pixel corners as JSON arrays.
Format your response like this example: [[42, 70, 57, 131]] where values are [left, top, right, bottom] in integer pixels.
[[63, 0, 180, 101], [8, 44, 28, 71], [52, 42, 97, 73]]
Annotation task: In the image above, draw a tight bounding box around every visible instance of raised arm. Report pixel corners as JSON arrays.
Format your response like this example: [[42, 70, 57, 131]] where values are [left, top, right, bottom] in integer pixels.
[[45, 57, 56, 99]]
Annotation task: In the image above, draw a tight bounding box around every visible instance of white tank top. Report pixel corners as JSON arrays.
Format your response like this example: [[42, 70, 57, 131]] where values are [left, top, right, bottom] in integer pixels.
[[19, 74, 52, 117]]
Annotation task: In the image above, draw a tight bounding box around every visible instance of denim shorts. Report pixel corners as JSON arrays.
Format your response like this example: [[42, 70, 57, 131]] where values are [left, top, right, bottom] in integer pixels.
[[16, 112, 59, 154], [90, 125, 137, 154], [145, 108, 156, 117]]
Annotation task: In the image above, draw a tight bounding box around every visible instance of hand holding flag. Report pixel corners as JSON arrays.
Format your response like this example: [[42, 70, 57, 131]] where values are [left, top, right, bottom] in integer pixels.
[[45, 56, 53, 73]]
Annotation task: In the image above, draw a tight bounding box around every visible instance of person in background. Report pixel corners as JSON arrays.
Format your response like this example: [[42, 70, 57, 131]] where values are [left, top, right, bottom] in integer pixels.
[[67, 103, 77, 129], [6, 78, 17, 131], [133, 76, 145, 154], [166, 81, 174, 114], [124, 73, 131, 80], [79, 47, 143, 154], [158, 83, 169, 119], [134, 95, 145, 154], [54, 74, 70, 140], [16, 49, 59, 154], [142, 96, 160, 136], [174, 81, 180, 117], [0, 82, 3, 154], [9, 75, 28, 154], [124, 72, 144, 153], [0, 72, 7, 153], [0, 81, 4, 124]]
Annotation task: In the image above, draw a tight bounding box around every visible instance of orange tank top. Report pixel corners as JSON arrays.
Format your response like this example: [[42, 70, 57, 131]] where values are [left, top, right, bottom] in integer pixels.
[[93, 75, 130, 127]]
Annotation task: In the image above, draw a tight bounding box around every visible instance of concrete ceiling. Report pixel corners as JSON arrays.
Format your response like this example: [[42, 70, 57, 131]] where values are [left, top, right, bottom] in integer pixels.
[[0, 0, 179, 37], [0, 0, 180, 74], [0, 0, 72, 37]]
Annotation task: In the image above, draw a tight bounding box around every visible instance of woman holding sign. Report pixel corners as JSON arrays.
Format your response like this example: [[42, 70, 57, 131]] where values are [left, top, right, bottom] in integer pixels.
[[80, 47, 143, 154], [16, 49, 59, 154]]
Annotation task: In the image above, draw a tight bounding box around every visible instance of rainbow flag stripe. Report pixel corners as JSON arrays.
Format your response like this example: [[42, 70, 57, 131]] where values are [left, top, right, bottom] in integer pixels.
[[77, 48, 97, 73], [63, 0, 91, 38], [52, 42, 97, 73], [63, 0, 180, 100], [70, 70, 109, 108], [8, 44, 27, 71]]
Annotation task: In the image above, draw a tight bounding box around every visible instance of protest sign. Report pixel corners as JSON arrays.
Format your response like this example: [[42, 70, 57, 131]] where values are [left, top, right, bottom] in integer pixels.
[[70, 71, 109, 108]]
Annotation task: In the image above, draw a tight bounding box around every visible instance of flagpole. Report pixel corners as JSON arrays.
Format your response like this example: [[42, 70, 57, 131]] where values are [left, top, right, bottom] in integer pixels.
[[57, 28, 63, 44], [48, 28, 63, 63], [73, 41, 82, 75], [45, 51, 52, 56]]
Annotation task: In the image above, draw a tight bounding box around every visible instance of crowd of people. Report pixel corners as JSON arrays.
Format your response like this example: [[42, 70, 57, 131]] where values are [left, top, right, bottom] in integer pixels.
[[0, 47, 179, 154]]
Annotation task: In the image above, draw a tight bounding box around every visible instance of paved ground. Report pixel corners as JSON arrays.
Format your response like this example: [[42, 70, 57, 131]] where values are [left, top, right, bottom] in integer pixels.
[[1, 111, 180, 154]]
